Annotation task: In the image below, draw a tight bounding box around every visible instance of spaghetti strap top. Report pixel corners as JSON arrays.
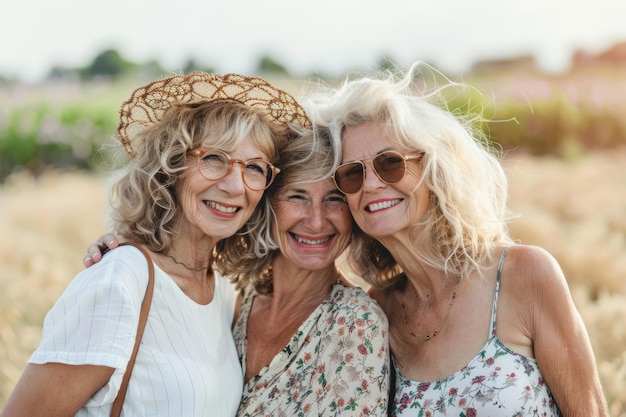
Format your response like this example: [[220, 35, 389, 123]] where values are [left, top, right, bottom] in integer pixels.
[[391, 247, 562, 416]]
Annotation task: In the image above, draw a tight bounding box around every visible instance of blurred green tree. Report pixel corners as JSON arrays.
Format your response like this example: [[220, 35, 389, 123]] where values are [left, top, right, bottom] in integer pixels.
[[80, 49, 136, 80], [182, 59, 216, 74], [256, 55, 289, 75]]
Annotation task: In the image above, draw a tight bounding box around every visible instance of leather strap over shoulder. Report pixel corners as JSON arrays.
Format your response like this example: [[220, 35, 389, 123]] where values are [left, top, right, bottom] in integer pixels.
[[110, 242, 155, 417]]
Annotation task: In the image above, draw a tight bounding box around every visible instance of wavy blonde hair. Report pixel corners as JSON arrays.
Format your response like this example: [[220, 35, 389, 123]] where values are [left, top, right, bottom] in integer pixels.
[[309, 63, 517, 288], [106, 101, 284, 255]]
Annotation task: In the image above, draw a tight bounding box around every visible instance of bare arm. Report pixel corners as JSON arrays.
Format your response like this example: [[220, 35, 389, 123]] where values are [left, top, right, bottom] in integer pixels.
[[0, 363, 114, 417], [83, 233, 120, 267], [515, 246, 609, 417]]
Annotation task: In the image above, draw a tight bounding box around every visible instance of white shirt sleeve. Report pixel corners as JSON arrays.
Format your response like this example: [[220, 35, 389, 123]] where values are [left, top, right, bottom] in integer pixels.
[[29, 246, 243, 415], [30, 246, 149, 370]]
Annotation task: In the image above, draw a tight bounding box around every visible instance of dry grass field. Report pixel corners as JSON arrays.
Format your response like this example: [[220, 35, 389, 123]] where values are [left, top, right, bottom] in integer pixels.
[[1, 148, 625, 414]]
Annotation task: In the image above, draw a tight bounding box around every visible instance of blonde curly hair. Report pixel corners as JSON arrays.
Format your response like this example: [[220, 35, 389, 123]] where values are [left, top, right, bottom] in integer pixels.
[[107, 101, 284, 255]]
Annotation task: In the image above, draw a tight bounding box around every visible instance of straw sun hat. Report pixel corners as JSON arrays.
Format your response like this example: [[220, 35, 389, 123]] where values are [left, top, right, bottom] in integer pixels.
[[117, 72, 311, 157]]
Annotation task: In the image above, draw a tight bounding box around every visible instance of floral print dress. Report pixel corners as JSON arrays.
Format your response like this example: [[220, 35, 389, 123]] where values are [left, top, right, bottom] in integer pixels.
[[391, 247, 562, 416], [233, 283, 390, 416]]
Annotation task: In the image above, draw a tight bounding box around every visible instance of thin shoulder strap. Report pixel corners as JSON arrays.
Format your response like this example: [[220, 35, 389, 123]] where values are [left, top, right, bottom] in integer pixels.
[[497, 246, 510, 282], [490, 246, 511, 336], [110, 242, 155, 417]]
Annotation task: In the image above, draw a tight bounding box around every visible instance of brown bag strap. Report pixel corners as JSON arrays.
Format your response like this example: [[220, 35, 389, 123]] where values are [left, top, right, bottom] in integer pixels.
[[110, 243, 155, 417]]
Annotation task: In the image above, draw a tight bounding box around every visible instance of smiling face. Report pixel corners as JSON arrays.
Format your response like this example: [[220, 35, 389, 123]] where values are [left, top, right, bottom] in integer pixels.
[[271, 179, 352, 272], [177, 134, 268, 243], [341, 121, 429, 238]]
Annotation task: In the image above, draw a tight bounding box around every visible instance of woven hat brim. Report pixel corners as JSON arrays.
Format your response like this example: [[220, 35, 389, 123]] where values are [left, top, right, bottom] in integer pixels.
[[117, 72, 311, 157]]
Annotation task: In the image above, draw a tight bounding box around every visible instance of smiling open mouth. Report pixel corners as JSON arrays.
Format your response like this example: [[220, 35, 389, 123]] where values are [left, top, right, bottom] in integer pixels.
[[366, 199, 401, 212], [290, 233, 332, 245], [205, 201, 238, 214]]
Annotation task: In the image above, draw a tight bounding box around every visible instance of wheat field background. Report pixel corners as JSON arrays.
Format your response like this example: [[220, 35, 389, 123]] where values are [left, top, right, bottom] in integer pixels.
[[1, 148, 625, 413]]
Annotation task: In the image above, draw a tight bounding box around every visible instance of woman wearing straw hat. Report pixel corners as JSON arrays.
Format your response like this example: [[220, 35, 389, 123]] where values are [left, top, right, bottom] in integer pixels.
[[1, 72, 309, 417], [79, 110, 391, 417]]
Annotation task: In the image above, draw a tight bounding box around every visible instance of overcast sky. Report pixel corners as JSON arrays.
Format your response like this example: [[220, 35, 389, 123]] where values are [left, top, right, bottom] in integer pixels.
[[2, 0, 626, 82]]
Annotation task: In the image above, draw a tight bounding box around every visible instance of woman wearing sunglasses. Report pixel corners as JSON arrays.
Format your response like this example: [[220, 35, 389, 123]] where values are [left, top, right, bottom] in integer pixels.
[[80, 118, 390, 414], [313, 64, 609, 416]]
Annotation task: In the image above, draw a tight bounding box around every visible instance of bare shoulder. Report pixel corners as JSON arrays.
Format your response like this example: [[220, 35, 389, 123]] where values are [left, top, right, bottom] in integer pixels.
[[499, 246, 608, 415], [506, 244, 558, 269], [496, 245, 574, 355], [503, 244, 567, 292], [501, 244, 576, 329]]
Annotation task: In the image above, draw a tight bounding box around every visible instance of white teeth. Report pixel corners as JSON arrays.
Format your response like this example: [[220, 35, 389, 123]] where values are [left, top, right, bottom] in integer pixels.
[[206, 201, 238, 214], [293, 235, 331, 245], [367, 199, 401, 212]]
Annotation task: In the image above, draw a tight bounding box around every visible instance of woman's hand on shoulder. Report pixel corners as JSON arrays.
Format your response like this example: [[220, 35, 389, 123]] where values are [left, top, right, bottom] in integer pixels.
[[83, 233, 120, 268]]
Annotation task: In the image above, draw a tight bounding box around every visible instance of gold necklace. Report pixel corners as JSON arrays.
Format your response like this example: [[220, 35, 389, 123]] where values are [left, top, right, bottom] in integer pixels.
[[165, 254, 209, 272], [400, 279, 461, 342]]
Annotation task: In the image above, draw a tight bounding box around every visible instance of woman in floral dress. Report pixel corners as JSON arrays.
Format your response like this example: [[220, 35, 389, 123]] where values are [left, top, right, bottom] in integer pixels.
[[84, 123, 390, 416], [219, 123, 389, 416]]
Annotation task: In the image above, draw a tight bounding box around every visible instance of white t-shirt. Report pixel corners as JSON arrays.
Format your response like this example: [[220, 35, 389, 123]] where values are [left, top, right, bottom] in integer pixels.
[[30, 245, 243, 417]]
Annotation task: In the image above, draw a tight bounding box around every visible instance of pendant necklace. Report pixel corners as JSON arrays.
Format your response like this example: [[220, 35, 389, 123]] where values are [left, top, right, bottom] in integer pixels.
[[400, 278, 461, 342]]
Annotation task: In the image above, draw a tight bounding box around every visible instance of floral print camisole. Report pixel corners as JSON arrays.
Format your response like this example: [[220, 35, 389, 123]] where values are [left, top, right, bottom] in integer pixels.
[[391, 247, 562, 416]]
